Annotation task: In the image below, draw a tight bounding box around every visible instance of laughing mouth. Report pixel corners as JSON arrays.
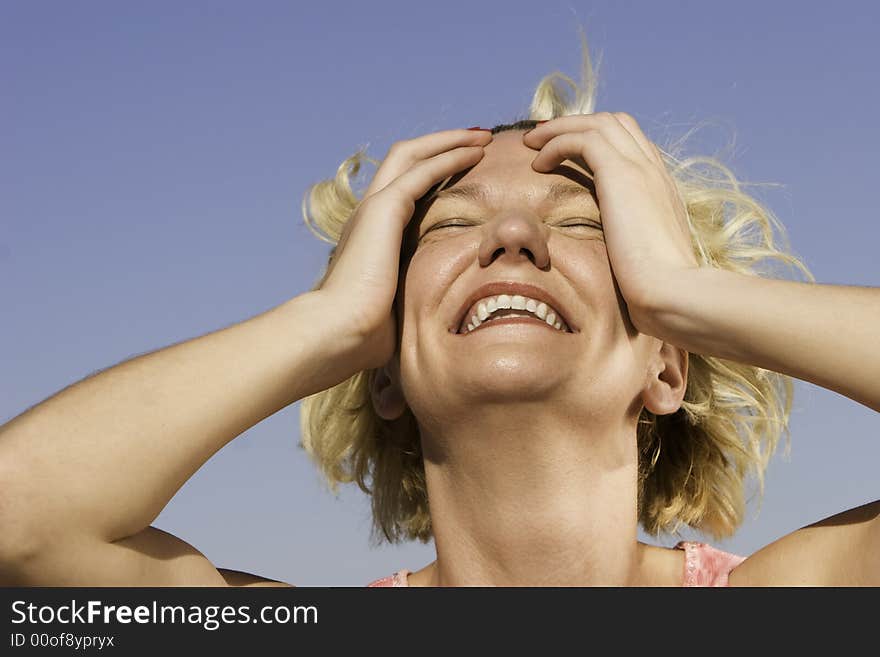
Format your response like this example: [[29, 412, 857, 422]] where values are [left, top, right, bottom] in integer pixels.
[[458, 302, 571, 335]]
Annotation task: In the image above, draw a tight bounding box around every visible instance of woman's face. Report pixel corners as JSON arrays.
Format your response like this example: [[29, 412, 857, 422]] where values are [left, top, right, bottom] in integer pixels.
[[384, 130, 669, 430]]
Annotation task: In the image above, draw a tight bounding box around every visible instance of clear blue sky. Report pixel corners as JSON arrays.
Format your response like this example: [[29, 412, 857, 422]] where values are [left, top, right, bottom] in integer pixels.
[[2, 1, 877, 585]]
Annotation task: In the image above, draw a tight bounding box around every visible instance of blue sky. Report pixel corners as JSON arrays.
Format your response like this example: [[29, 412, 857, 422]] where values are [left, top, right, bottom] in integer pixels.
[[2, 1, 877, 585]]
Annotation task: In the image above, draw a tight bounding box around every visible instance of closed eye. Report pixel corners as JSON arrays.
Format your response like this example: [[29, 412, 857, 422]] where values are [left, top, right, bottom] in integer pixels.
[[430, 219, 601, 228], [420, 218, 602, 239], [421, 220, 473, 237], [558, 219, 602, 229]]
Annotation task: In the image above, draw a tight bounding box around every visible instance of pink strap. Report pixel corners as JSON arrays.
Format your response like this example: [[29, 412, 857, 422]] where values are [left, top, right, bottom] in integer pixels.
[[366, 569, 411, 587], [676, 541, 746, 586]]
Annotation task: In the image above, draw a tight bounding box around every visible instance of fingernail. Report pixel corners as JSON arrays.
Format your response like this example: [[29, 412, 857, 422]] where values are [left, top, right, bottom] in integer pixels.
[[466, 126, 489, 131]]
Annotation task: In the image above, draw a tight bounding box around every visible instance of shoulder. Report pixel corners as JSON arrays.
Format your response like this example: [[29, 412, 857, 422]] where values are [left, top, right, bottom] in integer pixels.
[[217, 568, 294, 587], [730, 499, 880, 586]]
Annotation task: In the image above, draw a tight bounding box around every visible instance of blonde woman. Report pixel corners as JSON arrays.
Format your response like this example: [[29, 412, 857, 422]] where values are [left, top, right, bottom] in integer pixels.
[[0, 36, 877, 587]]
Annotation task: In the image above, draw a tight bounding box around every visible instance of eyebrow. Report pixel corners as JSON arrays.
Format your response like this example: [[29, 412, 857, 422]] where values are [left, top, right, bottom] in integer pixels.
[[429, 181, 596, 207]]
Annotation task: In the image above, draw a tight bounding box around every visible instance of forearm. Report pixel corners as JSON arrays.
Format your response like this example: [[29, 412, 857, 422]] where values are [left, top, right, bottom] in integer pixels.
[[0, 290, 353, 549], [646, 268, 880, 412]]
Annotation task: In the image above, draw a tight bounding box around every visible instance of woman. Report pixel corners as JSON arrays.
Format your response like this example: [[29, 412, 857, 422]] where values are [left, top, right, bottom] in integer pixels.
[[0, 36, 877, 587]]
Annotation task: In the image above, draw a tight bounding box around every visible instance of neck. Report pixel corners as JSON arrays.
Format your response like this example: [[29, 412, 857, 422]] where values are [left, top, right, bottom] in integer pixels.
[[419, 404, 646, 586]]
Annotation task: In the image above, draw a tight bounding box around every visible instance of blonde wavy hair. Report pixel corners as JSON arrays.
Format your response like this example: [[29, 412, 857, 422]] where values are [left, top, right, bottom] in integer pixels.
[[298, 27, 814, 545]]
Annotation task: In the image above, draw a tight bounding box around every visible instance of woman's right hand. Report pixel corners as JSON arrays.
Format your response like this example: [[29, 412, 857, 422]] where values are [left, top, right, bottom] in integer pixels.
[[315, 128, 492, 373]]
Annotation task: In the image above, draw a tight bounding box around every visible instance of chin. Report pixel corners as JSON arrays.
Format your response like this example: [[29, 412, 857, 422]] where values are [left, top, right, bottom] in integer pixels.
[[454, 368, 571, 402]]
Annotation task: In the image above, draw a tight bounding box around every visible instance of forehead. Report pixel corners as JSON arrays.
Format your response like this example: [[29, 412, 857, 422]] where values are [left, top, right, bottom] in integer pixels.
[[424, 131, 596, 210]]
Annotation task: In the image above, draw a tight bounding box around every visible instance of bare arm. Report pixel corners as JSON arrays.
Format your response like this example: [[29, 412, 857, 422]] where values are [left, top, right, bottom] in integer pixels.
[[0, 291, 359, 585], [0, 127, 492, 586], [644, 268, 879, 584], [645, 268, 880, 413]]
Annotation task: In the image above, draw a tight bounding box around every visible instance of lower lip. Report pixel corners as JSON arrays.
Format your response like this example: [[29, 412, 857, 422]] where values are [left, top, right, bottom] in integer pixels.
[[457, 316, 569, 335]]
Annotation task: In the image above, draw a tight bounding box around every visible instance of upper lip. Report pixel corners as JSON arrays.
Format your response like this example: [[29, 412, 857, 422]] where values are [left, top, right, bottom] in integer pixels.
[[451, 280, 579, 334]]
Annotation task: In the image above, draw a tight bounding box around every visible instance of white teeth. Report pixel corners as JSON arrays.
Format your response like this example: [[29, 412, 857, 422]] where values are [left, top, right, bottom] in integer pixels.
[[460, 294, 570, 334]]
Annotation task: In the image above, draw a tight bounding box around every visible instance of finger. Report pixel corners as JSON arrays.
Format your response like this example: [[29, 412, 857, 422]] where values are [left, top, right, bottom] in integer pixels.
[[327, 145, 485, 281], [372, 145, 486, 221], [611, 112, 664, 168], [336, 144, 485, 256], [341, 143, 485, 242], [529, 130, 627, 176], [611, 114, 684, 213], [365, 129, 492, 198], [523, 112, 647, 165]]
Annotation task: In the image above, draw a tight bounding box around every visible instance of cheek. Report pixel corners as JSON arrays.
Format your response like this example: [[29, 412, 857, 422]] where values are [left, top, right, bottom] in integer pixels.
[[395, 244, 467, 383], [395, 248, 447, 346], [562, 241, 614, 299], [560, 245, 637, 344], [405, 237, 474, 298]]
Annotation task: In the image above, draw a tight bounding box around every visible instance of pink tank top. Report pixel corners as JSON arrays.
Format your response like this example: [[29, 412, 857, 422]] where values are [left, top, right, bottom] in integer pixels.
[[366, 541, 746, 587]]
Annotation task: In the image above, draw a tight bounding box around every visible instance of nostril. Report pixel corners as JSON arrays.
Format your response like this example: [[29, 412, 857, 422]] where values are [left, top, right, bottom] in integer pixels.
[[489, 246, 536, 263]]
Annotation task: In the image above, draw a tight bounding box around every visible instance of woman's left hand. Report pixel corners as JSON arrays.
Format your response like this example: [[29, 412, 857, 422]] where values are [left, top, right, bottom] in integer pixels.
[[522, 112, 700, 334]]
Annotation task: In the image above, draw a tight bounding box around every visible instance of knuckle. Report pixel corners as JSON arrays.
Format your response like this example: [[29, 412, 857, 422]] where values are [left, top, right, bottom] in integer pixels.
[[614, 111, 636, 125]]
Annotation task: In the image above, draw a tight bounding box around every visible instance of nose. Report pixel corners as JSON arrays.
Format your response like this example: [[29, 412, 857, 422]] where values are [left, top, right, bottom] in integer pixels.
[[478, 212, 551, 270]]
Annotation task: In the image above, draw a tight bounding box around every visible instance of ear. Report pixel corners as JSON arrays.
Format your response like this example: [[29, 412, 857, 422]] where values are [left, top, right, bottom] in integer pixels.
[[641, 339, 689, 415], [370, 354, 408, 421]]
